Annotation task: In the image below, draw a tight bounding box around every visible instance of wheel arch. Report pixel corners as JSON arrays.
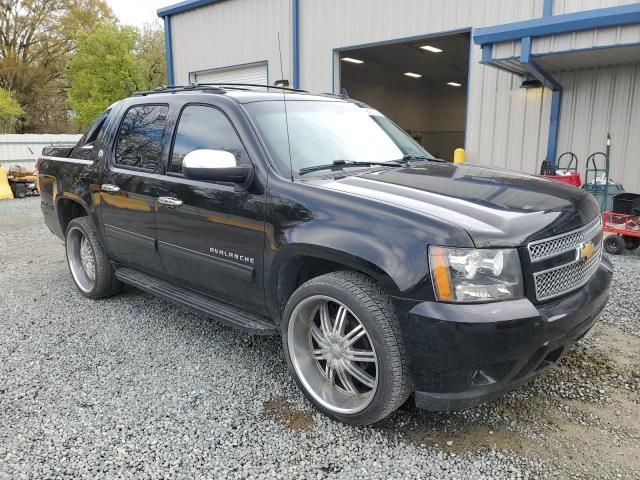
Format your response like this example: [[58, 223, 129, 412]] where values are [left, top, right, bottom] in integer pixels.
[[56, 195, 91, 235], [267, 244, 401, 324]]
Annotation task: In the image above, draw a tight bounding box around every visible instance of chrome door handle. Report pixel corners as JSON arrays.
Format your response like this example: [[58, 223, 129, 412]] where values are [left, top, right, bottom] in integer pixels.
[[158, 196, 183, 207], [101, 184, 120, 193]]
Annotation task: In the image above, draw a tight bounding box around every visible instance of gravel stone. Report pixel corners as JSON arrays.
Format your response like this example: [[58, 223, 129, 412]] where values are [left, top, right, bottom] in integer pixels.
[[1, 198, 639, 479]]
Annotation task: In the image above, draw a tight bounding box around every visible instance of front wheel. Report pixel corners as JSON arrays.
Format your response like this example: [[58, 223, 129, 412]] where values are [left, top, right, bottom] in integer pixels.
[[282, 271, 410, 425]]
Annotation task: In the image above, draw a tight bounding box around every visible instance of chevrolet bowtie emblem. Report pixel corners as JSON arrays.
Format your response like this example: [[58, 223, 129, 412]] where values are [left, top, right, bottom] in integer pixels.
[[577, 241, 595, 262]]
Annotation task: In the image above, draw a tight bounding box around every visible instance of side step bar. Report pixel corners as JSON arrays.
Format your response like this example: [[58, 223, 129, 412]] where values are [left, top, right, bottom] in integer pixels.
[[115, 267, 277, 335]]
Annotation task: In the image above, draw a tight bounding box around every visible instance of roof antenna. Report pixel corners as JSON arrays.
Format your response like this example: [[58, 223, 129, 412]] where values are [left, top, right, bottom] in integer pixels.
[[278, 31, 294, 181]]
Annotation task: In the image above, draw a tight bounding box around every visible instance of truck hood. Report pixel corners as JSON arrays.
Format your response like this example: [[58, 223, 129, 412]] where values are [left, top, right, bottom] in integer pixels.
[[307, 162, 600, 247]]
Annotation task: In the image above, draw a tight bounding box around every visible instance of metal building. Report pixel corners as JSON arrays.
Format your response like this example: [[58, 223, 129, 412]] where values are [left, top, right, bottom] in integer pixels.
[[0, 134, 81, 170], [157, 0, 640, 191]]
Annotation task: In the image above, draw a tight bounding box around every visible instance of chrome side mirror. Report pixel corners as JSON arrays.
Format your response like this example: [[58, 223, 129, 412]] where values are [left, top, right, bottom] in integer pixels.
[[181, 149, 252, 183]]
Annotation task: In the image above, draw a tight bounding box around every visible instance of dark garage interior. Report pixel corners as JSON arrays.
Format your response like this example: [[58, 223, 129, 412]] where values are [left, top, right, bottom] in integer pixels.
[[339, 32, 470, 162]]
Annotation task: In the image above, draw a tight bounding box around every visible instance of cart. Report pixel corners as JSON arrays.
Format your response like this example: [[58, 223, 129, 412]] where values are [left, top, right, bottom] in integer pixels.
[[602, 211, 640, 255], [539, 152, 582, 187]]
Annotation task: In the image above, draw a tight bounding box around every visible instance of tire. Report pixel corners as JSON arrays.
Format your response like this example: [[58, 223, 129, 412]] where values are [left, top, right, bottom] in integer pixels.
[[282, 271, 411, 425], [65, 216, 122, 298], [623, 235, 640, 250], [16, 187, 26, 199], [604, 235, 625, 255]]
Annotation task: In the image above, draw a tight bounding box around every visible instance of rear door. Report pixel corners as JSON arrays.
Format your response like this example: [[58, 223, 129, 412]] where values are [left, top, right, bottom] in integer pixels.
[[155, 103, 267, 313], [99, 103, 170, 274]]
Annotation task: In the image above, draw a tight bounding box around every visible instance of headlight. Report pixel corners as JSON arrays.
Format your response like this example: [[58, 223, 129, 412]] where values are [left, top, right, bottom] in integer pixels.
[[429, 246, 523, 303]]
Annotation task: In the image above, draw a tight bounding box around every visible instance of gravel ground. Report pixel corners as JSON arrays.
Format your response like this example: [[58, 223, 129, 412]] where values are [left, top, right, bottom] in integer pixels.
[[1, 197, 639, 480]]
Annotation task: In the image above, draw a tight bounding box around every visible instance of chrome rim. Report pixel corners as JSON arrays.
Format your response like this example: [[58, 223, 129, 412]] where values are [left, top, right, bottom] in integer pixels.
[[288, 295, 378, 414], [66, 227, 95, 293]]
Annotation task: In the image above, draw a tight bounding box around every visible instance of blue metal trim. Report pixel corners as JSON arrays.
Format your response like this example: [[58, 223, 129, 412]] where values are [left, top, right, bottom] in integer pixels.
[[481, 43, 493, 63], [547, 90, 561, 163], [463, 29, 474, 149], [543, 0, 553, 17], [157, 0, 223, 17], [519, 37, 561, 91], [163, 16, 174, 85], [292, 0, 300, 88], [520, 37, 562, 164], [187, 60, 269, 84], [474, 3, 640, 45]]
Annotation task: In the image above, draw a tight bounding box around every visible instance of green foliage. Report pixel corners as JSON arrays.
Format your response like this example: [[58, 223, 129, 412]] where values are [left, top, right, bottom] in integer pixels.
[[135, 24, 167, 92], [0, 0, 116, 132], [67, 25, 139, 129], [0, 88, 23, 132], [67, 23, 167, 130], [0, 88, 22, 119]]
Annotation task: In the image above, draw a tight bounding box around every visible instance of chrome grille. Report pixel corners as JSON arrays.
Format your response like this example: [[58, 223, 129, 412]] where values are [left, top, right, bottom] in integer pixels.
[[528, 217, 602, 262], [533, 244, 602, 301]]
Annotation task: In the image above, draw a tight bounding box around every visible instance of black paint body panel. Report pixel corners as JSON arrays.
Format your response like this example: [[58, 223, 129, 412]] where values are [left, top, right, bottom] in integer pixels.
[[38, 89, 611, 411]]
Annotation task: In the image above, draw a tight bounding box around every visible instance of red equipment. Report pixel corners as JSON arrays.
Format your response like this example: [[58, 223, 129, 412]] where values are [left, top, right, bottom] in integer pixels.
[[602, 211, 640, 255]]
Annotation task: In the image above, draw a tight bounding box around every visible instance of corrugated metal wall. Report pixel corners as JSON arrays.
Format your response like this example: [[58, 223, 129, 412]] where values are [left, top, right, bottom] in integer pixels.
[[168, 0, 639, 186], [553, 0, 638, 15], [169, 0, 291, 85], [557, 64, 640, 192], [0, 134, 81, 169], [298, 0, 550, 174]]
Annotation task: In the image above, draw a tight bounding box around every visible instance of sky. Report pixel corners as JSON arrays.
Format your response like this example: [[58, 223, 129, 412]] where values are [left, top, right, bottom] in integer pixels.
[[107, 0, 173, 28]]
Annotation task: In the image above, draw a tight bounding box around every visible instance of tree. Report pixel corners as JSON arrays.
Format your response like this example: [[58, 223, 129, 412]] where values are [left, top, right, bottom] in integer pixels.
[[135, 23, 167, 91], [67, 22, 167, 130], [0, 0, 115, 132], [0, 88, 23, 132], [67, 24, 140, 129]]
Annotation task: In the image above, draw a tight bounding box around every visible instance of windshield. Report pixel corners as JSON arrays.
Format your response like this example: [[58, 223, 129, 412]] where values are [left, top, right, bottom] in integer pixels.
[[244, 100, 435, 177]]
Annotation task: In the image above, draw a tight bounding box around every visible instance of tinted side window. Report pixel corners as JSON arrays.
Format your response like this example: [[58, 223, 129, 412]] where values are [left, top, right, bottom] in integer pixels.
[[115, 105, 169, 170], [170, 105, 247, 174], [71, 109, 111, 161]]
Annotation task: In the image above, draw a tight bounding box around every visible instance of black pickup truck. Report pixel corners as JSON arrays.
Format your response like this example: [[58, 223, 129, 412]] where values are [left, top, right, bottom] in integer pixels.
[[38, 85, 612, 425]]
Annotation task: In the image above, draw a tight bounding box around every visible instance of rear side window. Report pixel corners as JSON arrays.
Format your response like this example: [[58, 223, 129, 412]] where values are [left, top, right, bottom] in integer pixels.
[[169, 105, 247, 174], [115, 104, 169, 170]]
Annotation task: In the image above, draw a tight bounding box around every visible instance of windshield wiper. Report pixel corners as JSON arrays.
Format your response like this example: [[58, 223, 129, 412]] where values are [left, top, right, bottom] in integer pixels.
[[396, 154, 444, 163], [298, 160, 402, 176]]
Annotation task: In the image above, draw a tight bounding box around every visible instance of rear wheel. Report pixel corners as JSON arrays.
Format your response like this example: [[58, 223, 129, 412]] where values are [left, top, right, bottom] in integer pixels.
[[65, 217, 122, 298], [623, 235, 640, 250], [282, 271, 410, 425], [604, 235, 625, 255]]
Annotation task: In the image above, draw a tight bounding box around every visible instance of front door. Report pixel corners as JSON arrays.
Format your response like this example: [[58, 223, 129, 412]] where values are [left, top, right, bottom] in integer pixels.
[[156, 104, 266, 313], [99, 103, 170, 275]]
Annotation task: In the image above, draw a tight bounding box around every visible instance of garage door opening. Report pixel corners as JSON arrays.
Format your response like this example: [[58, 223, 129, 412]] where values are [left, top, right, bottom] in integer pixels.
[[338, 32, 470, 162], [190, 61, 268, 86]]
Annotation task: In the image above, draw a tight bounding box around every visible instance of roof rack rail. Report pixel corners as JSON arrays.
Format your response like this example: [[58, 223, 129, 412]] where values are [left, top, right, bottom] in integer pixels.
[[193, 82, 309, 93], [132, 84, 227, 96]]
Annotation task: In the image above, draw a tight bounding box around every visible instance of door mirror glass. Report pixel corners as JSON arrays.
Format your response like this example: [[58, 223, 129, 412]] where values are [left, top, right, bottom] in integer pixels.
[[182, 149, 252, 183]]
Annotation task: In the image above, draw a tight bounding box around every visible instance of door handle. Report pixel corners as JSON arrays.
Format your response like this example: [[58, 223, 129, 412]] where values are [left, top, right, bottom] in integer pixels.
[[158, 196, 183, 207], [101, 184, 120, 193]]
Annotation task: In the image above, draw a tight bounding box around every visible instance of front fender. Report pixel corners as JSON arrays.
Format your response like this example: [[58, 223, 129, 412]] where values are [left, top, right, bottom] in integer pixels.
[[263, 176, 474, 319]]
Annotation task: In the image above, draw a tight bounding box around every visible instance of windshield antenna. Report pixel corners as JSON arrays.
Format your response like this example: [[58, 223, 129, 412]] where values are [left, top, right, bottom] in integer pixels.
[[278, 31, 294, 181]]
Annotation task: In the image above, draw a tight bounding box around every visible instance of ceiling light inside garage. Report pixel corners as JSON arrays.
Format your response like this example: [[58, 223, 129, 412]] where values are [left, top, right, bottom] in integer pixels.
[[420, 45, 443, 53], [447, 82, 462, 87], [342, 57, 364, 64], [404, 72, 422, 78]]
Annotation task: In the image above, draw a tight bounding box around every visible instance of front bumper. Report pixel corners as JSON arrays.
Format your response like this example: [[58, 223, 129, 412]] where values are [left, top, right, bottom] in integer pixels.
[[399, 258, 613, 411]]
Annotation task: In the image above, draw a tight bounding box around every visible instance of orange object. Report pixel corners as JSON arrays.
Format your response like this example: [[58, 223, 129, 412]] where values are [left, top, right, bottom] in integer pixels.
[[430, 247, 453, 301]]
